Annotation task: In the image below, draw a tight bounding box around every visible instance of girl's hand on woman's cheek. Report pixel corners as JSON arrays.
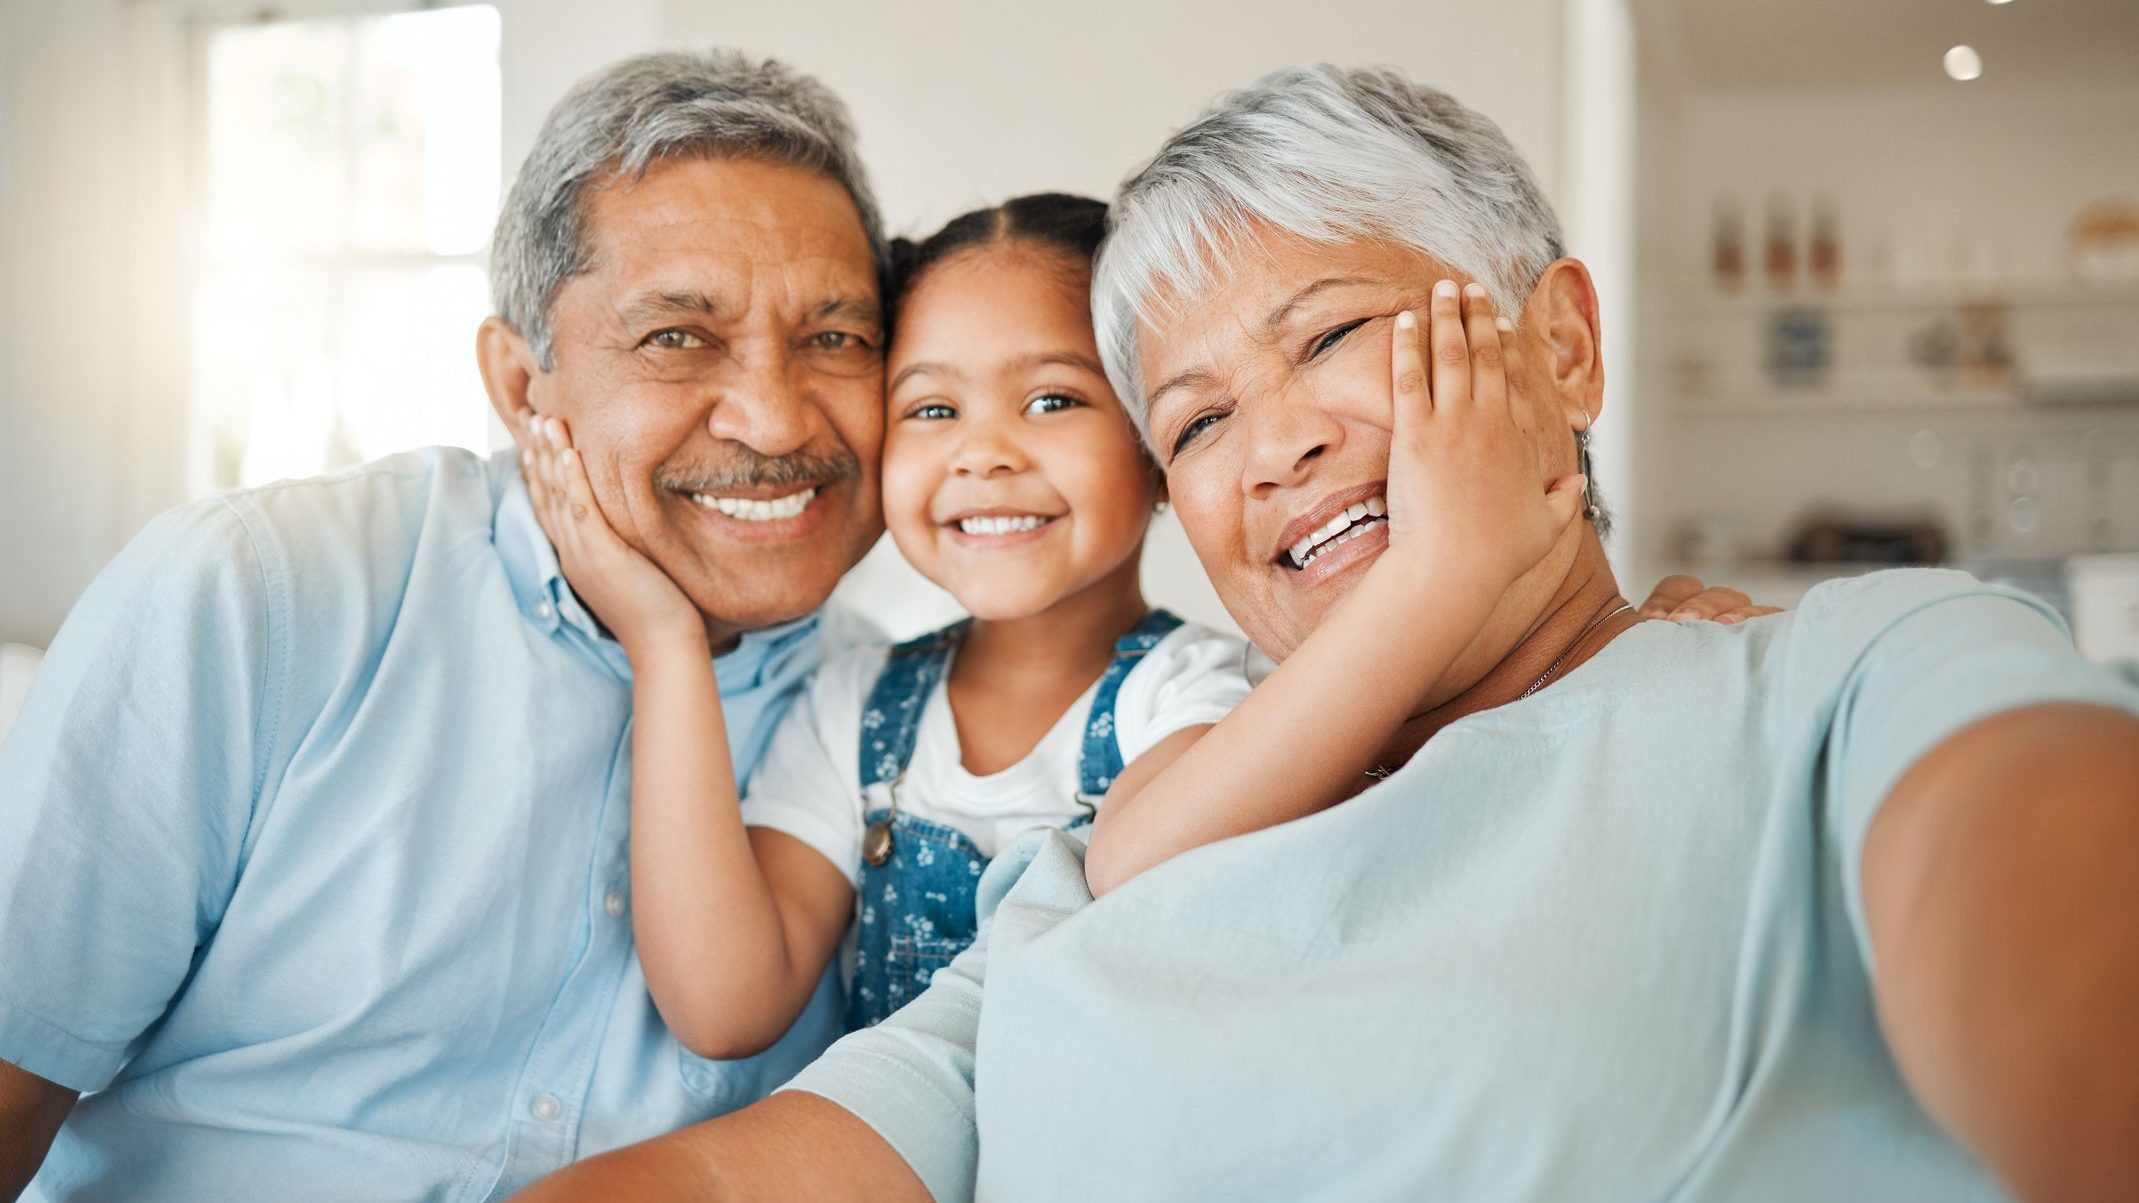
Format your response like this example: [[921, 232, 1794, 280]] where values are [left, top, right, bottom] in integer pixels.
[[1380, 280, 1586, 590], [518, 412, 703, 653]]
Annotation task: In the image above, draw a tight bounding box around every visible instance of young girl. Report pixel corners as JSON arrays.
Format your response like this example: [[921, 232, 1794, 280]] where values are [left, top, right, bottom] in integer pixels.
[[519, 193, 1751, 1056]]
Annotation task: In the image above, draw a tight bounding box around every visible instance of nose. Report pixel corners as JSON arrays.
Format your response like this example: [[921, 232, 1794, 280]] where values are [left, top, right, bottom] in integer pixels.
[[949, 416, 1029, 479], [702, 353, 824, 458], [1241, 386, 1344, 497]]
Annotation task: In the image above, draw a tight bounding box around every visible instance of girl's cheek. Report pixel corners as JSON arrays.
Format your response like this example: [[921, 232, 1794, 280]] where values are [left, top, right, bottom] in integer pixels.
[[876, 437, 942, 550]]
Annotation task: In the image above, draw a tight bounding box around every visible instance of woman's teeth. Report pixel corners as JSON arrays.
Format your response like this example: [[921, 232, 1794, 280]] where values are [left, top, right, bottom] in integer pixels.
[[1288, 495, 1388, 569], [692, 487, 817, 522], [957, 514, 1052, 536]]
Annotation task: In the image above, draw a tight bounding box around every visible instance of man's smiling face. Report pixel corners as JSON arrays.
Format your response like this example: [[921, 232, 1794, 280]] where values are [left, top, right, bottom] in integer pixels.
[[524, 155, 886, 646]]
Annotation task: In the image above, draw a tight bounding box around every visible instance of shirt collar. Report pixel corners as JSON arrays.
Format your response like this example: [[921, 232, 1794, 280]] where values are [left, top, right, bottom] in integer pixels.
[[487, 448, 823, 681]]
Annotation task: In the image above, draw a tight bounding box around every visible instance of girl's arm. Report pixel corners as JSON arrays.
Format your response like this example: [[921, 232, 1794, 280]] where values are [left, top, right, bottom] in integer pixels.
[[1086, 282, 1581, 895], [521, 416, 853, 1059]]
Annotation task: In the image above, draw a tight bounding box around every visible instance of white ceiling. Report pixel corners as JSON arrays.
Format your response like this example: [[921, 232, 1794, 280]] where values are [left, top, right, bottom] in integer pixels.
[[1636, 0, 2139, 93]]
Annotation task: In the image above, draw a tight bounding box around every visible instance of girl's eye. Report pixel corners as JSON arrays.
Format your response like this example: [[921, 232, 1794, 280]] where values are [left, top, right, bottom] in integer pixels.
[[644, 328, 708, 350], [1308, 318, 1370, 360], [907, 402, 957, 421], [1170, 410, 1227, 458], [1024, 392, 1083, 416]]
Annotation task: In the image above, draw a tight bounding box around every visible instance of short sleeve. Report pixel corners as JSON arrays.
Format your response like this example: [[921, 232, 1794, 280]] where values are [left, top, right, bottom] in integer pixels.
[[0, 499, 279, 1090], [1809, 571, 2139, 966], [1110, 623, 1255, 765], [739, 651, 877, 888]]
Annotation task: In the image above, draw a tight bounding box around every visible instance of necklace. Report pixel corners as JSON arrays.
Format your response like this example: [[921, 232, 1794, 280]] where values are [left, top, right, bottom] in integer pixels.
[[1364, 599, 1636, 780]]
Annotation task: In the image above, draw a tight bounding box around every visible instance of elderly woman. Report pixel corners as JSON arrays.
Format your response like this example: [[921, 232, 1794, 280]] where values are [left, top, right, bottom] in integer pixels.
[[520, 65, 2139, 1202]]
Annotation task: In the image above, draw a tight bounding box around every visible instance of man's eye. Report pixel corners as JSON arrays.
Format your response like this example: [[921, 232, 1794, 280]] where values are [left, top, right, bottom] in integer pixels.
[[644, 328, 708, 351], [1308, 318, 1370, 359], [1169, 410, 1226, 458], [907, 402, 957, 421], [1024, 393, 1082, 416], [809, 331, 874, 353]]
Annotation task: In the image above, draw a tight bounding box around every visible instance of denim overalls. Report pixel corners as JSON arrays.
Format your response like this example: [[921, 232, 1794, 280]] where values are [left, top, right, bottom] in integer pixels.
[[843, 609, 1184, 1031]]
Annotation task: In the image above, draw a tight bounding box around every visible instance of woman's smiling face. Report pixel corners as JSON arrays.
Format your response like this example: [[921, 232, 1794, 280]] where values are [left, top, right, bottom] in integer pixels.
[[1140, 229, 1579, 669], [881, 244, 1159, 621]]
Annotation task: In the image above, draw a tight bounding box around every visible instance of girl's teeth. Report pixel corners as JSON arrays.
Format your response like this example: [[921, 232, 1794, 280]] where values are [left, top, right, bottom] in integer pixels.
[[695, 488, 816, 521], [958, 514, 1049, 536]]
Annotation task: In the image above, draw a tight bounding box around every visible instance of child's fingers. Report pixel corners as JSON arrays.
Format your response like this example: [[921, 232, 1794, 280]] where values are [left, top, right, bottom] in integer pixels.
[[1427, 278, 1470, 413], [1461, 284, 1509, 418], [1391, 310, 1429, 428], [1543, 473, 1588, 532]]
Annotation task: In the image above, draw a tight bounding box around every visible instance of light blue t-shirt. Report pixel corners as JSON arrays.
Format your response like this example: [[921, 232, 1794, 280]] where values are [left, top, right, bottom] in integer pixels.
[[0, 448, 851, 1201], [788, 569, 2139, 1202]]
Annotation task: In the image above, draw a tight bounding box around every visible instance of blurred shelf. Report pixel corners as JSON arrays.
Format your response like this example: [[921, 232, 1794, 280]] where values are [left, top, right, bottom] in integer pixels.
[[1658, 278, 2139, 317]]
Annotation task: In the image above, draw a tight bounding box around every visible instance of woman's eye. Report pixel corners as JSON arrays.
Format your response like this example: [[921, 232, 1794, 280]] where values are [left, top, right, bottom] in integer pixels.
[[1308, 318, 1370, 359], [908, 402, 957, 421], [1170, 410, 1226, 458], [644, 328, 707, 351], [1024, 393, 1083, 416]]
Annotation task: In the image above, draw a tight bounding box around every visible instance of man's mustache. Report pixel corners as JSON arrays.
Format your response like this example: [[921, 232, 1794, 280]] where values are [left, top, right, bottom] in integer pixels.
[[656, 445, 862, 494]]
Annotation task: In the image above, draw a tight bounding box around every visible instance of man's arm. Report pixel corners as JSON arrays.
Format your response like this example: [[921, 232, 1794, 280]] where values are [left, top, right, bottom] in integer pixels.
[[0, 1059, 76, 1201], [1862, 702, 2139, 1202], [511, 1091, 926, 1203]]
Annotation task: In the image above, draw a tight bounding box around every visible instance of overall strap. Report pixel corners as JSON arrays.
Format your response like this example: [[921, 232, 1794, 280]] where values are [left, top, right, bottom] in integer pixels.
[[1076, 609, 1185, 799], [857, 620, 967, 789]]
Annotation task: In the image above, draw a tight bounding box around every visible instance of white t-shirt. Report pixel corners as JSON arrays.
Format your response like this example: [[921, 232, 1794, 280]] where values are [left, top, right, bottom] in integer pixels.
[[740, 618, 1253, 884]]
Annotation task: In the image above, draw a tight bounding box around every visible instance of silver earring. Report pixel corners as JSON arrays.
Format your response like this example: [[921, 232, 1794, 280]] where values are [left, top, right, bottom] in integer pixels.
[[1573, 426, 1601, 523]]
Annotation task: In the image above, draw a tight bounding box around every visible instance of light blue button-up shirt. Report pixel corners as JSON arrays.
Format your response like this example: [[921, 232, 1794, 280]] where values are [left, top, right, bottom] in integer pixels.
[[0, 447, 850, 1202]]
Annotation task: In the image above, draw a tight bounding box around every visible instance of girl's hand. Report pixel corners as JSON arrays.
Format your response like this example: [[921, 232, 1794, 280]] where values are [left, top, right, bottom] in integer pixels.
[[1380, 280, 1587, 590], [520, 412, 703, 653], [1637, 575, 1784, 625]]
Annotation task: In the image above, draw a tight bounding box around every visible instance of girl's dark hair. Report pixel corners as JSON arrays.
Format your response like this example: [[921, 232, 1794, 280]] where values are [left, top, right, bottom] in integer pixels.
[[885, 192, 1109, 319]]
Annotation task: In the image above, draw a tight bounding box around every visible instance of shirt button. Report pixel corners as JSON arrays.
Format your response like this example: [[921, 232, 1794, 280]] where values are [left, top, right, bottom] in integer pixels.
[[604, 890, 626, 918], [533, 601, 555, 621], [530, 1093, 561, 1121]]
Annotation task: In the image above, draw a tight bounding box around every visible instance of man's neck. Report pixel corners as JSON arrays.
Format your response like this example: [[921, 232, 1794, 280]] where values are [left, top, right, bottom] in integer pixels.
[[1377, 541, 1636, 767]]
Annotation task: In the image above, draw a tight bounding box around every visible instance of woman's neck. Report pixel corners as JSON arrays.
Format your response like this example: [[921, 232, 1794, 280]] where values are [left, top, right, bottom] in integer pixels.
[[1374, 540, 1638, 770]]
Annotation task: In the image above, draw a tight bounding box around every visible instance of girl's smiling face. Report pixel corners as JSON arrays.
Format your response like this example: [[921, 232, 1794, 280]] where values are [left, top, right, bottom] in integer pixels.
[[881, 243, 1159, 621]]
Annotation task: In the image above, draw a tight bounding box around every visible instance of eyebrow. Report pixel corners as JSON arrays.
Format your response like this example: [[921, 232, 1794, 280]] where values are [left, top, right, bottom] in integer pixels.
[[1146, 276, 1380, 415], [1261, 275, 1377, 334], [615, 292, 884, 329], [888, 349, 1106, 394], [615, 289, 724, 328]]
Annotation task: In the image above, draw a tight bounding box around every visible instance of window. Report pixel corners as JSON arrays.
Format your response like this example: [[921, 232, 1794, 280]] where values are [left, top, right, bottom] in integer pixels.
[[189, 4, 501, 492]]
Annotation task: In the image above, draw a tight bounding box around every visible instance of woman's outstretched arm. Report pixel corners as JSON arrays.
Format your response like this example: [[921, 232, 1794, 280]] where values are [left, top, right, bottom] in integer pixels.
[[511, 1091, 928, 1203]]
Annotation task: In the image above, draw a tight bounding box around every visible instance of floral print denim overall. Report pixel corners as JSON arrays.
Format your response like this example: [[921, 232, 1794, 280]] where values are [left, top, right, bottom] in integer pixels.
[[843, 609, 1184, 1031]]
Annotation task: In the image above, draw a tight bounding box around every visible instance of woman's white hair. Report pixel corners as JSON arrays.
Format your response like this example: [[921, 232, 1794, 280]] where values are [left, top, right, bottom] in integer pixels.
[[1093, 62, 1565, 438]]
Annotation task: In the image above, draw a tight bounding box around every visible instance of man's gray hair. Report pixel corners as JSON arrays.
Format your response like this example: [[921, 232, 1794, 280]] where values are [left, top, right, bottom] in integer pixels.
[[490, 49, 887, 368], [1093, 62, 1565, 433]]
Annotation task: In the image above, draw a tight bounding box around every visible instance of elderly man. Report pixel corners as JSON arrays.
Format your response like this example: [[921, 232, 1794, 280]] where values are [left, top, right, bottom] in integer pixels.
[[0, 51, 889, 1201], [521, 64, 2139, 1203], [0, 48, 1754, 1202]]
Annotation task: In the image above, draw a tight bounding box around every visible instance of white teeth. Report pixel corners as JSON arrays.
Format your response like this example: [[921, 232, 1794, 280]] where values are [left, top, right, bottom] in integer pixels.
[[693, 487, 816, 521], [1286, 495, 1390, 569], [957, 514, 1050, 536]]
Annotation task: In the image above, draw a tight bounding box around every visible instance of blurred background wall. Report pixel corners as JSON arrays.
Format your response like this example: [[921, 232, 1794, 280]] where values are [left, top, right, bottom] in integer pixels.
[[2, 0, 2135, 668]]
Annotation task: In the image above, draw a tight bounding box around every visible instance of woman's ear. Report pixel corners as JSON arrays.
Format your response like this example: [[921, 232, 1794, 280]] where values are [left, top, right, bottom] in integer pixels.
[[477, 316, 543, 451], [1527, 258, 1605, 426]]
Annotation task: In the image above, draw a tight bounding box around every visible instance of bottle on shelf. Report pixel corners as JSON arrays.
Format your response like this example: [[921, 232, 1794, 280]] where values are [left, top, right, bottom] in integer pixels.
[[1712, 195, 1746, 292], [1764, 191, 1798, 292], [1809, 193, 1841, 290]]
